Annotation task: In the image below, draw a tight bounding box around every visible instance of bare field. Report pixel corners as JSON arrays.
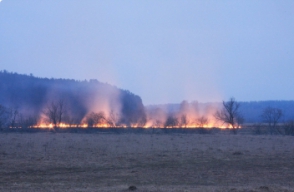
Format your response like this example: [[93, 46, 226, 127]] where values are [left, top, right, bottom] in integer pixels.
[[0, 132, 294, 192]]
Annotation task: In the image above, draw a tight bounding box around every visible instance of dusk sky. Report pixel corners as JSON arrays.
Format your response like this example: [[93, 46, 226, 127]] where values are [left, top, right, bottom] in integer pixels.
[[1, 1, 294, 105]]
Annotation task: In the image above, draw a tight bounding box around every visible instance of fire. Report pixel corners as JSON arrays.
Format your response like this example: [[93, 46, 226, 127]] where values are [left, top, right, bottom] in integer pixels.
[[30, 123, 127, 129], [30, 121, 240, 129], [30, 114, 241, 129], [30, 101, 241, 129], [30, 123, 240, 129], [142, 123, 235, 129], [30, 123, 89, 129]]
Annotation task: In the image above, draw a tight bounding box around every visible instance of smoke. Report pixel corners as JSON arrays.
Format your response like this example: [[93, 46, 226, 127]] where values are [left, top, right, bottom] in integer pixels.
[[0, 71, 227, 129], [145, 101, 223, 128], [80, 80, 122, 125], [39, 79, 126, 127]]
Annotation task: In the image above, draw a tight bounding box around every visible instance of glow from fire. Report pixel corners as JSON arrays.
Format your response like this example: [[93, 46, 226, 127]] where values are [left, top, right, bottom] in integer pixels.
[[143, 123, 235, 129], [30, 121, 239, 129], [30, 101, 241, 129]]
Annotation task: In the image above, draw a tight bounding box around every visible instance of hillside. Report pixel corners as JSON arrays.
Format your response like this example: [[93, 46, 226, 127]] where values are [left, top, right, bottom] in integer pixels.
[[0, 70, 146, 127]]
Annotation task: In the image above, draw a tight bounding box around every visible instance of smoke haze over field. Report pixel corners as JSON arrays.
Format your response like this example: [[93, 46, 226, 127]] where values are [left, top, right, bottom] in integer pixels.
[[1, 1, 294, 104]]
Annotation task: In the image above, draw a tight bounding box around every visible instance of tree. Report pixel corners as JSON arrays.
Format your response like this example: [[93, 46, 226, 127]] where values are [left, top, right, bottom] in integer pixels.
[[197, 116, 208, 128], [44, 99, 66, 127], [261, 107, 283, 135], [180, 114, 188, 128], [0, 105, 19, 128], [85, 112, 107, 127], [154, 119, 163, 128], [8, 107, 19, 128], [215, 98, 243, 134], [164, 115, 179, 128]]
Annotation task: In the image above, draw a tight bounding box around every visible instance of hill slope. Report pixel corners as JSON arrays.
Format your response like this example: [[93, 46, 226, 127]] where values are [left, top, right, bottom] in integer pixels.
[[0, 70, 146, 127]]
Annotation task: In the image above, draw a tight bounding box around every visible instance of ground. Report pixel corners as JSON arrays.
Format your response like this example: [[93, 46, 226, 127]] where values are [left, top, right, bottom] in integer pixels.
[[0, 132, 294, 191]]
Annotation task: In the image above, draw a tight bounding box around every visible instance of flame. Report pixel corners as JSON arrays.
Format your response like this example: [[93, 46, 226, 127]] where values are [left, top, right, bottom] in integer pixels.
[[30, 122, 240, 129], [142, 123, 238, 129], [31, 103, 242, 129], [30, 123, 88, 129], [30, 123, 128, 129]]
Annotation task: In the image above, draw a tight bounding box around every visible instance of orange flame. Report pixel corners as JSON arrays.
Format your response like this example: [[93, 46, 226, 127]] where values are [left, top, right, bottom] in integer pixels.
[[30, 122, 240, 129]]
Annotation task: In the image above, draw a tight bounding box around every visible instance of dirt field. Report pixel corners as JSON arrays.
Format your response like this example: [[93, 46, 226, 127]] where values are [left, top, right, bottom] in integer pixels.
[[0, 132, 294, 192]]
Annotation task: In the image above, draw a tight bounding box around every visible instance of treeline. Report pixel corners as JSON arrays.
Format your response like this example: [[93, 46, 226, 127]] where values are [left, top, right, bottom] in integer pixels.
[[148, 100, 294, 123], [0, 70, 146, 128], [146, 99, 294, 135]]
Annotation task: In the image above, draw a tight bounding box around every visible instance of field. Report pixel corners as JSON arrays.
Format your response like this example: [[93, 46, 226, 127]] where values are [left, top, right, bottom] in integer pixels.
[[0, 131, 294, 191]]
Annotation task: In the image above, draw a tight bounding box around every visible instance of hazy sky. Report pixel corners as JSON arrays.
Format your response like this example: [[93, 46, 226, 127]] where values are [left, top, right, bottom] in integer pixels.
[[1, 1, 294, 105]]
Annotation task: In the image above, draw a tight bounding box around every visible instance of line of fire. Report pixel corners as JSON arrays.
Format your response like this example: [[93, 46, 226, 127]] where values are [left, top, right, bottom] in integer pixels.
[[5, 99, 241, 130], [0, 71, 245, 131]]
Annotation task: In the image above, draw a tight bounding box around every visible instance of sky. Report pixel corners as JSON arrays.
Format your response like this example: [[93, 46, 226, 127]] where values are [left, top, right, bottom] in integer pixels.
[[1, 1, 294, 105]]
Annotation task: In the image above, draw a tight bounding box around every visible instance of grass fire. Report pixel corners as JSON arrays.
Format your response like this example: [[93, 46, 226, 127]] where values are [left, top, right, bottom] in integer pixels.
[[29, 99, 237, 130]]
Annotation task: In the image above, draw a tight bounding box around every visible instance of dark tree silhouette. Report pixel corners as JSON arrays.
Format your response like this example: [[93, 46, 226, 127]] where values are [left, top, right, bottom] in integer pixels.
[[120, 91, 147, 127], [164, 115, 179, 128], [45, 99, 66, 127], [261, 107, 283, 135], [85, 112, 107, 127], [8, 107, 19, 128], [215, 98, 243, 134], [197, 116, 208, 128], [180, 114, 188, 128]]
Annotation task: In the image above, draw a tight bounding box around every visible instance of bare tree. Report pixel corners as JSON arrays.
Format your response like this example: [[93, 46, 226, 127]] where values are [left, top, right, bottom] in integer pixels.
[[45, 99, 66, 127], [261, 107, 283, 135], [164, 115, 179, 128], [45, 102, 58, 127], [85, 112, 107, 127], [57, 99, 64, 125], [8, 107, 19, 128], [197, 116, 208, 128], [215, 98, 243, 134], [154, 119, 163, 128], [180, 114, 188, 128]]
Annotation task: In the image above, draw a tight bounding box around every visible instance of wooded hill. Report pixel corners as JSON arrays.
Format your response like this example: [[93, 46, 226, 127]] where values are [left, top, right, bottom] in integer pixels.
[[0, 70, 146, 126]]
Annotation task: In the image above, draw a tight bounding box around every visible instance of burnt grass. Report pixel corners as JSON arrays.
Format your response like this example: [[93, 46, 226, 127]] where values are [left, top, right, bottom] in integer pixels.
[[0, 130, 294, 191]]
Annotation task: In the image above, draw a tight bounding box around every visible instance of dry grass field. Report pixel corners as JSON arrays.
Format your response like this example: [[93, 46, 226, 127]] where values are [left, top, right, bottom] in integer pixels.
[[0, 132, 294, 191]]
